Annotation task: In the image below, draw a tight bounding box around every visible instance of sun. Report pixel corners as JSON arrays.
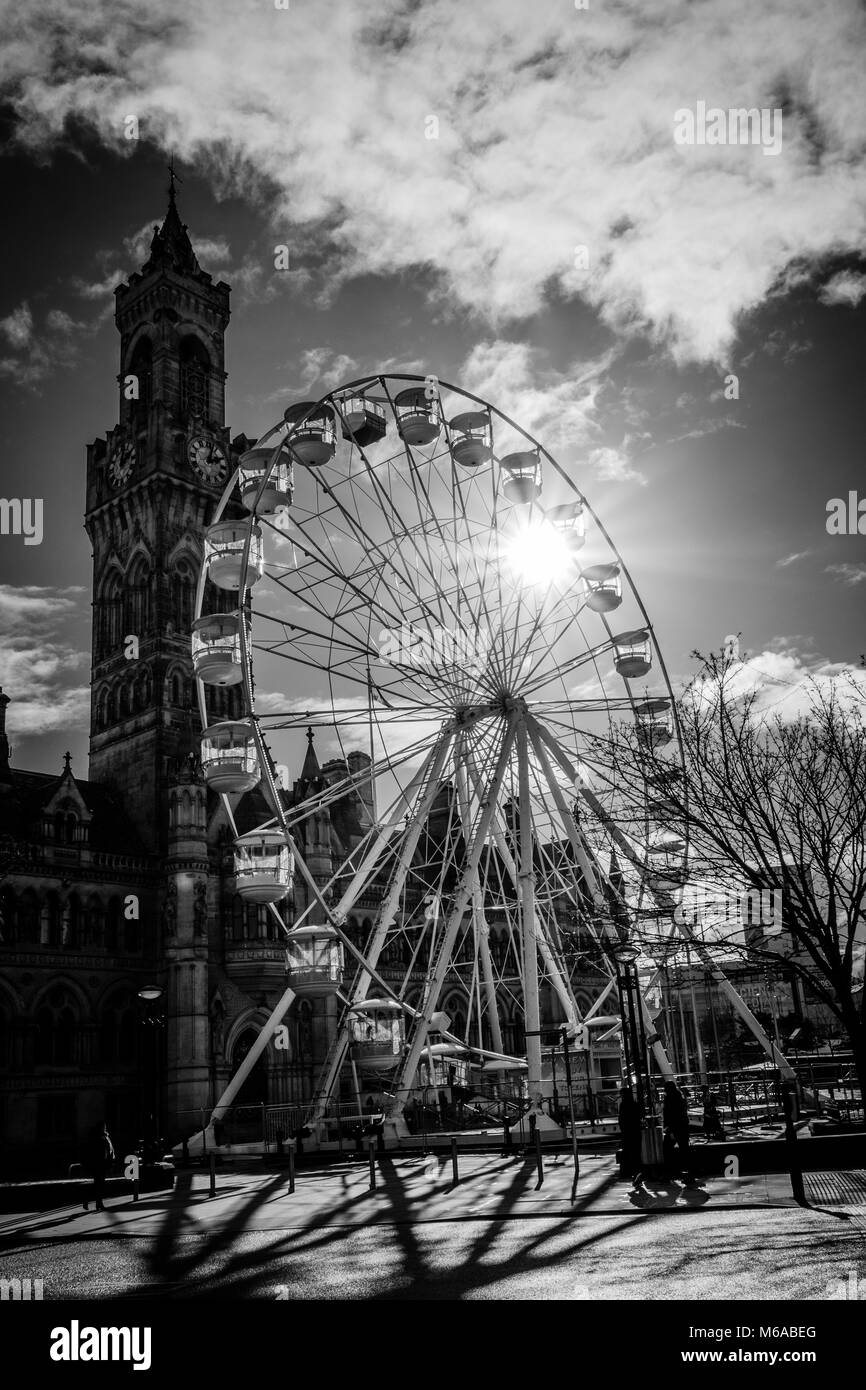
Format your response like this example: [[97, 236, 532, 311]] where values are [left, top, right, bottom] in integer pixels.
[[502, 517, 577, 587]]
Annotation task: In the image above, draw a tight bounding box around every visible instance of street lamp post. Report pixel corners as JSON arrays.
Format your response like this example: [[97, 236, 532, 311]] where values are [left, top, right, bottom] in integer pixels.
[[560, 1026, 580, 1202], [138, 984, 165, 1160], [612, 940, 664, 1174], [611, 941, 650, 1116]]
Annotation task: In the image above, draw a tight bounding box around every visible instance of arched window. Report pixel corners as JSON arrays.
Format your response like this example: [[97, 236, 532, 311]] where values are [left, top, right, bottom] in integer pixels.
[[229, 895, 245, 942], [169, 671, 183, 707], [179, 336, 210, 419], [64, 894, 81, 948], [17, 889, 39, 944], [95, 686, 109, 731], [56, 1006, 76, 1063], [99, 570, 124, 659], [35, 987, 79, 1066], [105, 897, 122, 952], [100, 991, 136, 1064], [231, 1027, 268, 1106], [174, 555, 198, 635], [85, 895, 104, 948], [0, 887, 16, 944], [125, 556, 152, 639], [35, 1007, 53, 1064], [296, 1001, 313, 1062], [128, 336, 153, 421], [123, 914, 141, 954], [43, 892, 62, 947]]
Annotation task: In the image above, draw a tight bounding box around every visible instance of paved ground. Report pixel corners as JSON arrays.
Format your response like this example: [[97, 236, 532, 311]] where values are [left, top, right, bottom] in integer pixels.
[[1, 1155, 864, 1300]]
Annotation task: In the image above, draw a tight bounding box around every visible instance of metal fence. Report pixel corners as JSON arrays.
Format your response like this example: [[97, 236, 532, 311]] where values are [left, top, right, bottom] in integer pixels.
[[174, 1055, 861, 1154]]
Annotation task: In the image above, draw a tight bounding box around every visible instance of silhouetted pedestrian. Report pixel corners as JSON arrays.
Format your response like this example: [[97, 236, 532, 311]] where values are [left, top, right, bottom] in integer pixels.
[[82, 1121, 114, 1212], [618, 1084, 642, 1181], [702, 1090, 724, 1140], [663, 1080, 690, 1177]]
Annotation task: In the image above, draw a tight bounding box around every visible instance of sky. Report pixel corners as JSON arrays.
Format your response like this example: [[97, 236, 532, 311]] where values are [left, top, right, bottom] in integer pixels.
[[0, 0, 864, 780]]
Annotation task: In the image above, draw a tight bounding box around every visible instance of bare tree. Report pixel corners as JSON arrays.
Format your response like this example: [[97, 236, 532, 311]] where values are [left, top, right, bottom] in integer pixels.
[[610, 652, 866, 1096]]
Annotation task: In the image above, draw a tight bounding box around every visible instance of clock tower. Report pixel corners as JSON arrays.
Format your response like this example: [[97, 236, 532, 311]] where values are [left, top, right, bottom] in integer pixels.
[[85, 174, 238, 853]]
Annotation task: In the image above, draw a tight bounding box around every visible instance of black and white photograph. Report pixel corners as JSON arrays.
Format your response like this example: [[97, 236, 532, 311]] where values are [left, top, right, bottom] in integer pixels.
[[0, 0, 864, 1356]]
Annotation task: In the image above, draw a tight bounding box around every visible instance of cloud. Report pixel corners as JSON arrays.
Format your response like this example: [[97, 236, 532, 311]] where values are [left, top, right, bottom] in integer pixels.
[[295, 348, 361, 395], [691, 640, 866, 720], [819, 270, 866, 308], [776, 550, 812, 568], [459, 338, 643, 482], [0, 300, 95, 388], [0, 585, 85, 621], [0, 302, 34, 349], [1, 0, 864, 365], [826, 562, 866, 587], [587, 446, 646, 486], [0, 586, 90, 737]]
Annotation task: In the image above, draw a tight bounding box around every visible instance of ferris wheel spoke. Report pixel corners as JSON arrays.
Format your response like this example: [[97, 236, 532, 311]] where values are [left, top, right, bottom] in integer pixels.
[[466, 727, 583, 1035], [378, 378, 477, 622], [339, 429, 465, 639], [263, 513, 406, 636], [276, 487, 455, 668]]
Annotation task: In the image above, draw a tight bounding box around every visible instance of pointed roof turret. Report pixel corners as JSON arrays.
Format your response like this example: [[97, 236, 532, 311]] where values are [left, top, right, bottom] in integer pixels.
[[300, 726, 321, 785], [140, 160, 207, 280]]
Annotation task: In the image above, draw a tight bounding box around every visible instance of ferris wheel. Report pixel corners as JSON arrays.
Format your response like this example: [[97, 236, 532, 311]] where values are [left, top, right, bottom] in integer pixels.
[[191, 371, 784, 1135]]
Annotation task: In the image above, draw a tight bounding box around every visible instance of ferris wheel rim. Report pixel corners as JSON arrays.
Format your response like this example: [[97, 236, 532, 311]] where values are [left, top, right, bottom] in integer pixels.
[[192, 370, 690, 1079]]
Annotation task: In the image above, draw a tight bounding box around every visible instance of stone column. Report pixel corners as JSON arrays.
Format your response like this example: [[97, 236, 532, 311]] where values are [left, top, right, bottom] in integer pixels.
[[164, 776, 212, 1139]]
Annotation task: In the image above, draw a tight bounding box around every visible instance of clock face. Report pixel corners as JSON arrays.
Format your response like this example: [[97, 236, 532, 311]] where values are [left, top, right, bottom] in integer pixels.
[[108, 437, 135, 488], [188, 434, 228, 485]]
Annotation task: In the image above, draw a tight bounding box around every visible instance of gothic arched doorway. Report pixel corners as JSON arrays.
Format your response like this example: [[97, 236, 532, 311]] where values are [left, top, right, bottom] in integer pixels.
[[231, 1028, 268, 1107]]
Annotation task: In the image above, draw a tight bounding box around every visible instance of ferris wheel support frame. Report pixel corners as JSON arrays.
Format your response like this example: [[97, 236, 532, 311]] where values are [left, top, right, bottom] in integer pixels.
[[462, 743, 583, 1035], [516, 719, 544, 1109], [454, 754, 504, 1056], [390, 710, 519, 1113], [307, 721, 457, 1122], [328, 727, 452, 931], [526, 714, 677, 1078], [531, 716, 795, 1080]]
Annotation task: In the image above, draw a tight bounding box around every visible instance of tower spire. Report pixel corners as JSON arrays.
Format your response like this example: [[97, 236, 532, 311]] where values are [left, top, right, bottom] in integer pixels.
[[140, 160, 203, 280], [167, 152, 182, 204], [300, 726, 321, 785]]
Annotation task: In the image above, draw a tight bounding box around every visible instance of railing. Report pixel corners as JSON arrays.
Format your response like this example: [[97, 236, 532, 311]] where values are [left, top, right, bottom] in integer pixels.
[[176, 1058, 862, 1156], [640, 1062, 863, 1130]]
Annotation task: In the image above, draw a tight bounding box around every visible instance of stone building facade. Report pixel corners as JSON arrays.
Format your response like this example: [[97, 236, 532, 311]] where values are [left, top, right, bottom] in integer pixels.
[[0, 187, 385, 1170]]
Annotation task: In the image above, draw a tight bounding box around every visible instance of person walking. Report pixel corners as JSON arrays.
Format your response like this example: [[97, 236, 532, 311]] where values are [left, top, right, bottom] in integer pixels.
[[702, 1089, 724, 1140], [618, 1084, 642, 1182], [82, 1121, 114, 1212], [663, 1080, 691, 1178]]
